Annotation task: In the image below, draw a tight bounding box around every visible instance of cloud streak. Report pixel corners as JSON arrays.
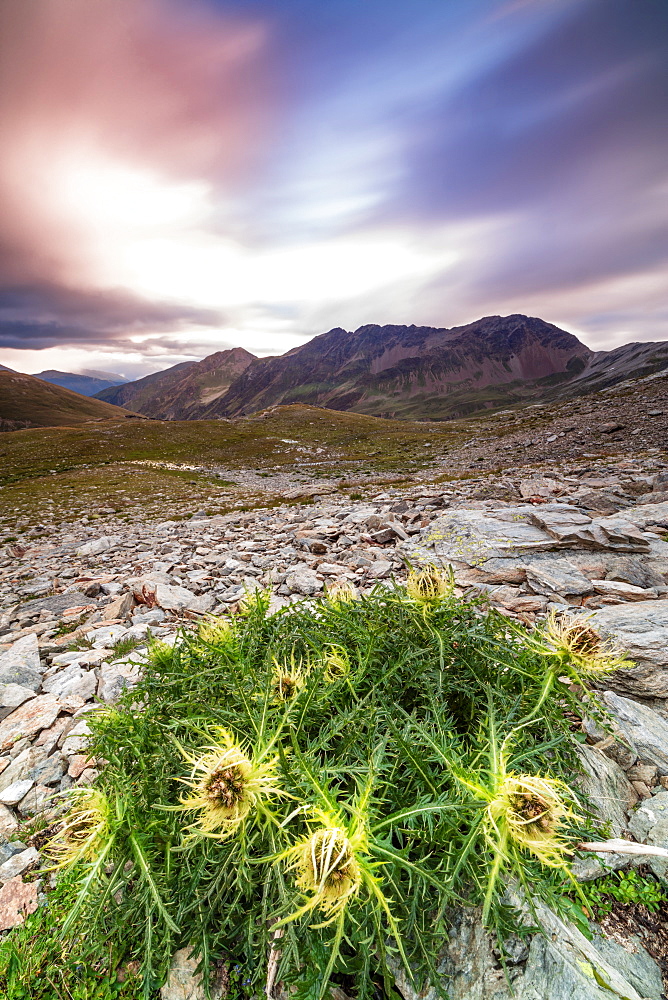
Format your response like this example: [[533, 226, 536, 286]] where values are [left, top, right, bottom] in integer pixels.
[[0, 0, 666, 376]]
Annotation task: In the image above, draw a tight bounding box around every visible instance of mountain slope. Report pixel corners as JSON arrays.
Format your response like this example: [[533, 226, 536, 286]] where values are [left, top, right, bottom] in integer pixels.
[[204, 315, 592, 420], [0, 370, 135, 428], [96, 348, 256, 418], [35, 369, 127, 396], [96, 361, 198, 410]]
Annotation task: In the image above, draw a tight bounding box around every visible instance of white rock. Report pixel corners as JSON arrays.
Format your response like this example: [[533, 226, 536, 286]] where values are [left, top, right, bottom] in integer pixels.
[[76, 536, 120, 557], [0, 779, 34, 806], [0, 804, 18, 839], [0, 634, 42, 690], [0, 846, 39, 882], [0, 684, 35, 710]]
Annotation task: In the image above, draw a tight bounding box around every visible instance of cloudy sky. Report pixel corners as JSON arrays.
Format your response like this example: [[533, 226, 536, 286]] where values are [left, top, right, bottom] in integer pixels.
[[0, 0, 666, 379]]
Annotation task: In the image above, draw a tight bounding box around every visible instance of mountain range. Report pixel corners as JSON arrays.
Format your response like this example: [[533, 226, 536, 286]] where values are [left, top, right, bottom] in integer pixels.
[[96, 314, 668, 421], [34, 369, 128, 396], [0, 369, 134, 428]]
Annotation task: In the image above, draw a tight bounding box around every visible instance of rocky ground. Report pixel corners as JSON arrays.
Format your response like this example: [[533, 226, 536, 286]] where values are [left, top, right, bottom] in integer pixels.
[[3, 436, 668, 997]]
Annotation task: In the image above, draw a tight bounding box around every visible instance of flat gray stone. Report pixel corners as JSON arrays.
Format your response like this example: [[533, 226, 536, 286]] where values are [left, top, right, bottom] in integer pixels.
[[285, 568, 323, 596], [0, 779, 34, 806], [0, 634, 42, 691], [590, 601, 668, 698], [0, 846, 39, 882], [17, 592, 88, 617], [603, 690, 668, 773], [0, 683, 35, 710]]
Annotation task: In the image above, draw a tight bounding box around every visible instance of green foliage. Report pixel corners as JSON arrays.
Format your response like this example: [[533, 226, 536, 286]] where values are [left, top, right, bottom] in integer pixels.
[[110, 636, 146, 660], [0, 870, 153, 1000], [31, 582, 598, 998], [578, 869, 667, 918]]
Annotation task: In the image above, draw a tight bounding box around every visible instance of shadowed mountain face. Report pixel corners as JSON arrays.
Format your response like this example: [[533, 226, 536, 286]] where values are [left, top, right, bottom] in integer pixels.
[[0, 370, 134, 428], [34, 369, 127, 396], [95, 348, 255, 418], [202, 315, 593, 419]]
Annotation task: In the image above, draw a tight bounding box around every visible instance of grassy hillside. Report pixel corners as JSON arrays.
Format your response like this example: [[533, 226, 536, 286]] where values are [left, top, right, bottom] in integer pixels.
[[0, 370, 134, 428], [0, 405, 469, 486]]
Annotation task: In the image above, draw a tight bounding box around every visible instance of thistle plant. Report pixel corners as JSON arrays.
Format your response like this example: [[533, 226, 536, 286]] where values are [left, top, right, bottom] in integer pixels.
[[38, 579, 609, 999]]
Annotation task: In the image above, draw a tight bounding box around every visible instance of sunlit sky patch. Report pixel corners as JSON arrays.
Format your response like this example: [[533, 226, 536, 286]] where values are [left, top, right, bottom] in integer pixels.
[[0, 0, 666, 378]]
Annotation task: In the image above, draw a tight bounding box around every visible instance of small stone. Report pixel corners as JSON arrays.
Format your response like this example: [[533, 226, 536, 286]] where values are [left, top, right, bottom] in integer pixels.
[[0, 846, 39, 882], [0, 841, 26, 866], [627, 763, 658, 786], [0, 876, 38, 930], [101, 592, 134, 621], [631, 780, 652, 800], [600, 422, 625, 433], [68, 754, 96, 779], [161, 948, 227, 1000], [28, 753, 64, 786], [61, 721, 92, 756], [367, 560, 393, 579], [0, 779, 34, 806]]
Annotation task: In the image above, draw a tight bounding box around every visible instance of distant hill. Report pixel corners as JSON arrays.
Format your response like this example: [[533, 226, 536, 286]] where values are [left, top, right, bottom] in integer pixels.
[[0, 370, 136, 428], [35, 369, 128, 396], [95, 348, 255, 418]]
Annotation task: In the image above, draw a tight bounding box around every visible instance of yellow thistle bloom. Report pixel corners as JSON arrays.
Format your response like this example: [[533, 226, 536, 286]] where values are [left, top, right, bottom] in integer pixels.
[[198, 617, 234, 645], [176, 729, 283, 839], [322, 645, 350, 682], [536, 612, 633, 676], [48, 787, 114, 869], [290, 827, 362, 920], [487, 772, 578, 868], [271, 653, 308, 702], [405, 565, 455, 606], [324, 581, 358, 608]]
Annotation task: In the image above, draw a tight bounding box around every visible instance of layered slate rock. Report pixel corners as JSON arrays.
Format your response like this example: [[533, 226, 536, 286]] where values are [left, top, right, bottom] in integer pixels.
[[399, 501, 667, 603]]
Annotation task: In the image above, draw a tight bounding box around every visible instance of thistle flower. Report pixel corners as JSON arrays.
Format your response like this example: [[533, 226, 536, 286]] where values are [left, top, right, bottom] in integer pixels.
[[405, 565, 455, 606], [290, 827, 363, 920], [534, 613, 633, 677], [324, 581, 358, 608], [487, 772, 578, 868], [48, 787, 114, 869], [198, 616, 234, 645], [271, 653, 308, 702], [279, 808, 371, 927], [176, 729, 283, 838], [322, 645, 350, 682]]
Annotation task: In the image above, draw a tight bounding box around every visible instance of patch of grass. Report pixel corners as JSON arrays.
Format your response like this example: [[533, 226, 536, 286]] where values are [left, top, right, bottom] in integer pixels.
[[40, 582, 602, 998], [577, 869, 667, 919], [110, 636, 146, 660], [0, 869, 154, 1000]]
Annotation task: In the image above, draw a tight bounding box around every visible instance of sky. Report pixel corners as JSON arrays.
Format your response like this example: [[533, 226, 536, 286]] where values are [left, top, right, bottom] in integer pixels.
[[0, 0, 666, 379]]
